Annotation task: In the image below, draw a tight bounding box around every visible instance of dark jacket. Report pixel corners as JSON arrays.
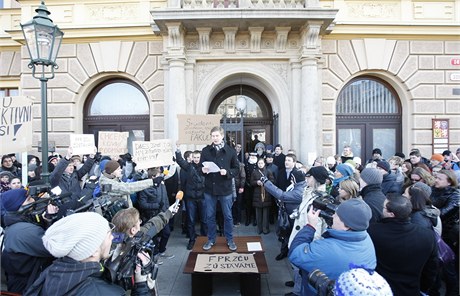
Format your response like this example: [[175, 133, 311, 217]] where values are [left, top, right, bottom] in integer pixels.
[[24, 257, 125, 296], [368, 218, 438, 296], [266, 163, 278, 181], [276, 167, 293, 191], [1, 214, 54, 294], [273, 153, 285, 171], [430, 186, 459, 230], [200, 143, 239, 196], [360, 184, 386, 224], [251, 168, 274, 208], [138, 181, 169, 222], [381, 172, 402, 195], [234, 162, 246, 190], [175, 151, 205, 199], [0, 165, 21, 178], [263, 179, 306, 214], [410, 206, 439, 230]]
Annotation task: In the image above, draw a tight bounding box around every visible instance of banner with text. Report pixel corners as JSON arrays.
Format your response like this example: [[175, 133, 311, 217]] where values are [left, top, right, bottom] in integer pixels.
[[98, 131, 129, 157], [177, 114, 222, 145], [132, 139, 174, 169], [0, 96, 34, 155], [70, 134, 95, 155], [194, 253, 258, 273]]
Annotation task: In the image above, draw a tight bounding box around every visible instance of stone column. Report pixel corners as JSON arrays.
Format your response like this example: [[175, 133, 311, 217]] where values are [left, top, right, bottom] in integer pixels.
[[290, 59, 302, 154]]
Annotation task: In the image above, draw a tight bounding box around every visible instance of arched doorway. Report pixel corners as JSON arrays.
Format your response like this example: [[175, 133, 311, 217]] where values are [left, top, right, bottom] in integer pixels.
[[83, 79, 150, 154], [209, 85, 273, 153], [336, 76, 402, 161]]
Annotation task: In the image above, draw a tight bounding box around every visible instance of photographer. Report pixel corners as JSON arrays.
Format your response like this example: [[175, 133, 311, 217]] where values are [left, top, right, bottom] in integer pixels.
[[288, 198, 376, 296], [110, 203, 179, 295], [1, 188, 58, 294], [24, 212, 125, 296]]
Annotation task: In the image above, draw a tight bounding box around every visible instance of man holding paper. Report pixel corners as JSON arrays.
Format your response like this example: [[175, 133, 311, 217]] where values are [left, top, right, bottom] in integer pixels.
[[200, 126, 240, 251]]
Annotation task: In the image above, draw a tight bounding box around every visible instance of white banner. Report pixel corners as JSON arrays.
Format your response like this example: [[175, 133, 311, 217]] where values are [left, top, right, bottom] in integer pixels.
[[132, 139, 174, 169], [98, 131, 129, 157], [70, 134, 95, 155]]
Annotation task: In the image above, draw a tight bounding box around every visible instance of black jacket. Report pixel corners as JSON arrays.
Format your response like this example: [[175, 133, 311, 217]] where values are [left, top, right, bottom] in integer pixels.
[[360, 184, 386, 224], [368, 218, 438, 295], [430, 186, 459, 230], [200, 144, 239, 196], [138, 182, 169, 222], [24, 257, 125, 296], [381, 172, 402, 195], [175, 151, 205, 199]]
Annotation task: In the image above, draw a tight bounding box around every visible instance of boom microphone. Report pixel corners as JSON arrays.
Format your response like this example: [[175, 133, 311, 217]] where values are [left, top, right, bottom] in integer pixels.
[[173, 190, 184, 208]]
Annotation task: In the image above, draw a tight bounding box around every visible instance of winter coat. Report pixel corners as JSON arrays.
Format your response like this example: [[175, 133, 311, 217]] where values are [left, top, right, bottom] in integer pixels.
[[266, 163, 278, 181], [138, 181, 169, 222], [0, 165, 21, 178], [234, 162, 246, 190], [99, 173, 154, 208], [273, 153, 285, 171], [24, 257, 125, 296], [276, 167, 293, 191], [263, 179, 306, 215], [430, 186, 459, 231], [381, 172, 402, 195], [175, 151, 205, 199], [360, 184, 386, 224], [368, 218, 438, 296], [250, 168, 274, 208], [289, 225, 376, 296], [1, 215, 54, 294], [200, 144, 239, 196], [410, 205, 440, 230]]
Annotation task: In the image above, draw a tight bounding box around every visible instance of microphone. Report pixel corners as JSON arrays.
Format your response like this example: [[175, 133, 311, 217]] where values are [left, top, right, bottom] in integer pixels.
[[173, 190, 184, 208]]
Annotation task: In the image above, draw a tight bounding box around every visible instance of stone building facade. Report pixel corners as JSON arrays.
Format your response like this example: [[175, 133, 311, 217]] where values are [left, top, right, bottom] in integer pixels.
[[0, 0, 459, 163]]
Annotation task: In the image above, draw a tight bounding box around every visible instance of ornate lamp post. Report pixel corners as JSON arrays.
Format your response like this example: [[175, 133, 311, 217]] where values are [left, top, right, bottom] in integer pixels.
[[235, 95, 247, 159], [21, 1, 63, 184]]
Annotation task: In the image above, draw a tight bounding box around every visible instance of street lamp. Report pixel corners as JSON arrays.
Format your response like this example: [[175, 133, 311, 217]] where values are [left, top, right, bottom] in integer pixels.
[[21, 1, 64, 184]]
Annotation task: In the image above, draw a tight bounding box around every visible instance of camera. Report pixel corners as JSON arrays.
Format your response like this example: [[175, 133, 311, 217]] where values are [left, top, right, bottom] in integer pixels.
[[290, 208, 300, 219], [308, 269, 335, 296], [311, 191, 339, 227]]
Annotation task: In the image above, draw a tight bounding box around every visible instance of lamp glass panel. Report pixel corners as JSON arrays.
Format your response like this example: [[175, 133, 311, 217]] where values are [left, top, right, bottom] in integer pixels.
[[50, 28, 63, 63], [22, 24, 38, 60], [36, 24, 54, 61]]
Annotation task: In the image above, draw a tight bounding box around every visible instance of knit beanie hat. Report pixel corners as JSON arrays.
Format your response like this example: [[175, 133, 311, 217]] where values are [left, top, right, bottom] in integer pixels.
[[42, 212, 110, 261], [2, 188, 28, 211], [99, 159, 110, 172], [360, 168, 383, 185], [430, 154, 444, 162], [48, 155, 58, 164], [336, 198, 372, 231], [306, 166, 329, 184], [412, 182, 432, 197], [104, 160, 120, 174], [372, 148, 382, 156], [376, 161, 391, 173], [336, 164, 354, 177], [290, 169, 306, 184], [326, 156, 336, 165], [335, 267, 393, 296]]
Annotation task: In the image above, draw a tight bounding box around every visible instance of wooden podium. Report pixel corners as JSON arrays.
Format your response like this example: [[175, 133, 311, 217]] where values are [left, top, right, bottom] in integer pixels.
[[183, 236, 268, 296]]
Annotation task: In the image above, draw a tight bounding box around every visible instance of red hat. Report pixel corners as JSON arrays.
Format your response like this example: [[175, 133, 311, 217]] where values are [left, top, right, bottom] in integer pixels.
[[430, 154, 444, 162]]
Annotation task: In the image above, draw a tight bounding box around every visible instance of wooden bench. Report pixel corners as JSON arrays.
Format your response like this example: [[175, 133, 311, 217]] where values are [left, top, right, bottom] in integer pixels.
[[183, 236, 269, 296]]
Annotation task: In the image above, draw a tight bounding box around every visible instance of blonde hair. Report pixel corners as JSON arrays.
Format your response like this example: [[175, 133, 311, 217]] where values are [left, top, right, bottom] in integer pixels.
[[339, 179, 359, 201], [112, 208, 140, 235]]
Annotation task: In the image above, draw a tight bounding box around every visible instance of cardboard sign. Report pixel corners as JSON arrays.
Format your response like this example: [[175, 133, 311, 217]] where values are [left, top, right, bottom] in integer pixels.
[[0, 96, 34, 154], [177, 114, 221, 144], [98, 131, 129, 156], [132, 139, 174, 169], [70, 134, 95, 155], [194, 253, 258, 273]]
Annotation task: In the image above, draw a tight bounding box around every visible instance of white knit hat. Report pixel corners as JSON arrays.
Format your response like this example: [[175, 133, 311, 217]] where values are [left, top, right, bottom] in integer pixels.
[[42, 212, 110, 261], [335, 268, 393, 295]]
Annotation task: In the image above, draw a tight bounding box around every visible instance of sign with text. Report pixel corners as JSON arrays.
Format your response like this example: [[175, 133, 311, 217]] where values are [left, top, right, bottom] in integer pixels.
[[132, 139, 174, 169], [98, 131, 129, 156], [432, 119, 449, 154], [0, 96, 34, 154], [178, 114, 222, 144], [194, 253, 258, 273], [70, 134, 95, 155]]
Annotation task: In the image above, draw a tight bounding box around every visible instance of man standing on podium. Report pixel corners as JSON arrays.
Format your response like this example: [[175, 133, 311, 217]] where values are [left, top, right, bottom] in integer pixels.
[[200, 126, 240, 251]]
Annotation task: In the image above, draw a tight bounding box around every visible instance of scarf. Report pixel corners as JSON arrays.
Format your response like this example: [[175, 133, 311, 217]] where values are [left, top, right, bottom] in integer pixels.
[[213, 141, 225, 151]]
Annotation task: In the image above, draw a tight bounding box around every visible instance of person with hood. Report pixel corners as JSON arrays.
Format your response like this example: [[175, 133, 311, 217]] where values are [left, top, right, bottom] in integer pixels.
[[1, 188, 57, 294], [376, 160, 402, 195], [263, 168, 306, 261], [330, 164, 354, 198], [24, 212, 125, 296]]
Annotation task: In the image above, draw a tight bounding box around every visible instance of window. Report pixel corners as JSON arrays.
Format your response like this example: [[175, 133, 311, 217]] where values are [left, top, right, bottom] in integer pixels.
[[0, 88, 19, 97]]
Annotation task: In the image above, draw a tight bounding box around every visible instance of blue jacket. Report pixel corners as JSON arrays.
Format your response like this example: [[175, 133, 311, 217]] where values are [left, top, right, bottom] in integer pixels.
[[263, 180, 306, 214], [289, 225, 376, 296]]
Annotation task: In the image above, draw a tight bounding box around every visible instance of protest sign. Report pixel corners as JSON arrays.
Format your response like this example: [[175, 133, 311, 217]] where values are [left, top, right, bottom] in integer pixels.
[[70, 134, 95, 155], [132, 139, 173, 169], [177, 114, 221, 144], [98, 131, 129, 156], [0, 96, 34, 154], [194, 253, 258, 273]]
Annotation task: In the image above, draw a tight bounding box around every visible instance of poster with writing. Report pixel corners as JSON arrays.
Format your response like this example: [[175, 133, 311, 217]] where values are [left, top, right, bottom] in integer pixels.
[[177, 114, 222, 144], [98, 131, 129, 157], [194, 253, 258, 273], [132, 139, 174, 169], [432, 119, 449, 154], [70, 134, 95, 155], [0, 96, 34, 154]]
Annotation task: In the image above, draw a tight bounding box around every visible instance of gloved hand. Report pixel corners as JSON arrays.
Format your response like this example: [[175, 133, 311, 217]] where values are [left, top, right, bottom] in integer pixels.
[[168, 203, 179, 215], [260, 176, 268, 184], [134, 269, 148, 283]]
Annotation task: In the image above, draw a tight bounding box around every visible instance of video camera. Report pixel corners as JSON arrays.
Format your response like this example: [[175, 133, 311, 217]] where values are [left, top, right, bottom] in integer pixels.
[[311, 191, 340, 227], [308, 269, 335, 296]]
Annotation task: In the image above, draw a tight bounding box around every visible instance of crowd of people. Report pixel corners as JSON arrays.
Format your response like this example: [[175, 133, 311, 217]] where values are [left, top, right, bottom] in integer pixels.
[[0, 128, 459, 296]]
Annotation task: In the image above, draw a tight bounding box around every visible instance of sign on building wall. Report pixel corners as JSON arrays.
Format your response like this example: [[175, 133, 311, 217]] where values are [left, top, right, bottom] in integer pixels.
[[0, 96, 33, 155], [70, 134, 96, 155], [432, 119, 449, 154], [132, 139, 174, 169], [177, 114, 222, 145], [98, 131, 129, 157]]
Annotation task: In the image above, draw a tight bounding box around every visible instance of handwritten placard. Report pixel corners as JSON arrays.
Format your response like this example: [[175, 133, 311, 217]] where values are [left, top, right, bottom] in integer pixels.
[[0, 96, 34, 154], [194, 253, 258, 273], [177, 114, 221, 144], [98, 131, 129, 156], [132, 139, 174, 169], [70, 134, 95, 155]]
